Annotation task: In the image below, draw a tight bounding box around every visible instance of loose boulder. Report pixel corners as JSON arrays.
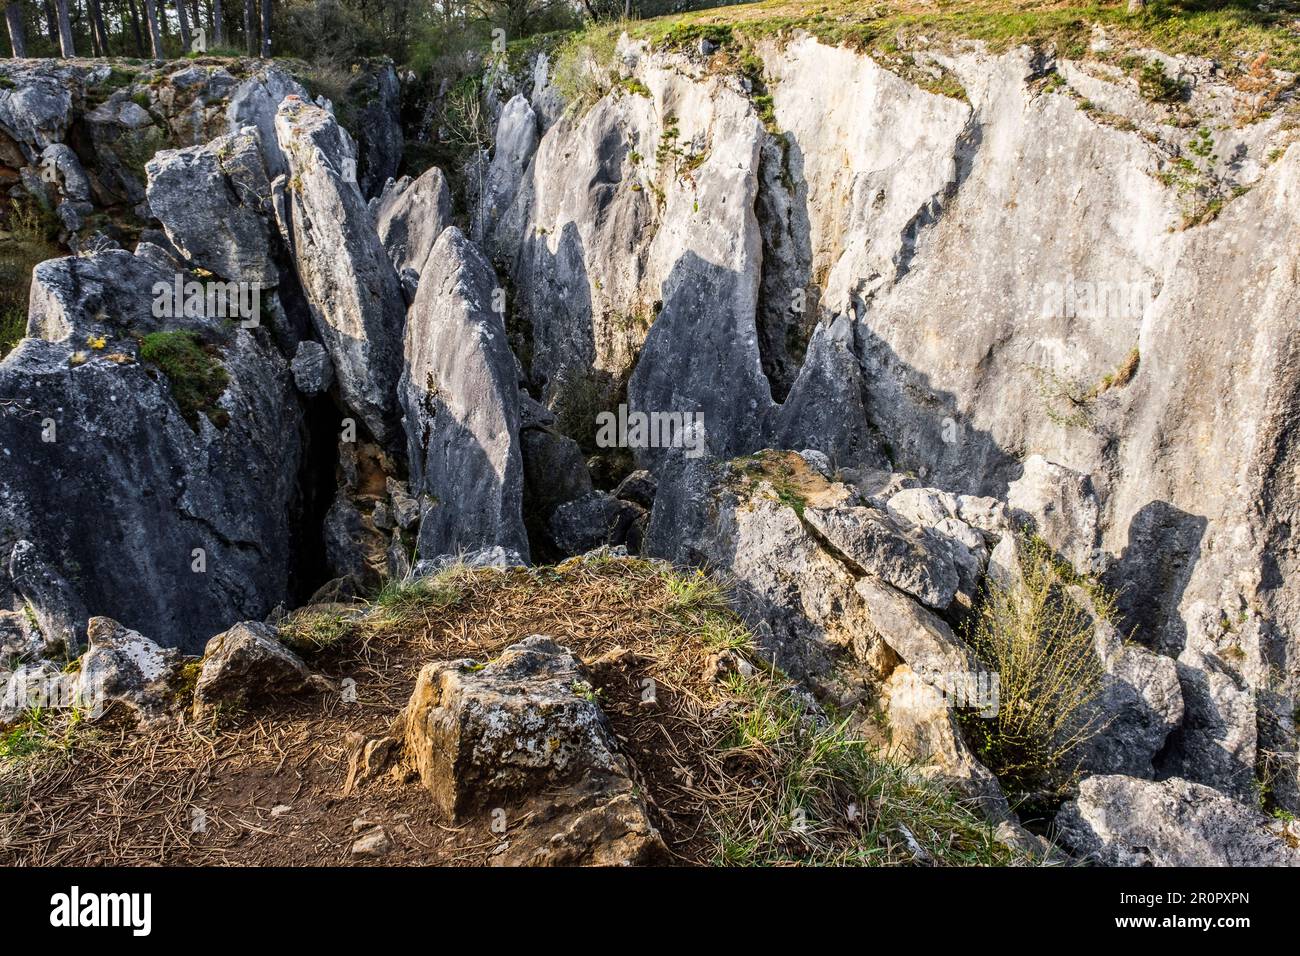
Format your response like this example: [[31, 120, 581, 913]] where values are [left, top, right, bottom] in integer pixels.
[[192, 621, 324, 722], [75, 617, 188, 727]]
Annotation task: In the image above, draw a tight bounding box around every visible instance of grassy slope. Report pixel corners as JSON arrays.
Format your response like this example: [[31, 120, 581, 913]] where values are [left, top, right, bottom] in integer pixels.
[[544, 0, 1300, 72]]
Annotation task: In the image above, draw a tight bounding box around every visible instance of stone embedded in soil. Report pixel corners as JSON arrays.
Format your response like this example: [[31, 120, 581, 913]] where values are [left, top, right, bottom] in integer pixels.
[[400, 635, 664, 865]]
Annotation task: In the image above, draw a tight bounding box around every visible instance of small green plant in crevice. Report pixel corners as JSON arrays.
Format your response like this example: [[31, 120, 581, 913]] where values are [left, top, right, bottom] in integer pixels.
[[959, 535, 1109, 804], [1137, 60, 1187, 104], [732, 450, 813, 518], [138, 330, 230, 430], [172, 660, 203, 706], [619, 76, 651, 98]]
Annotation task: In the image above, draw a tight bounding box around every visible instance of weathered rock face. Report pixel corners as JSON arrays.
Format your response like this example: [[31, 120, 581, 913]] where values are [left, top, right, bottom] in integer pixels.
[[346, 60, 405, 198], [371, 166, 453, 295], [192, 621, 323, 721], [75, 616, 188, 727], [0, 59, 305, 229], [1072, 587, 1184, 778], [492, 46, 776, 468], [145, 128, 278, 286], [401, 635, 665, 864], [1, 247, 302, 653], [646, 449, 1008, 812], [472, 94, 538, 248], [1006, 455, 1101, 572], [8, 539, 88, 656], [274, 98, 407, 444], [1057, 775, 1300, 866], [400, 226, 529, 562], [804, 504, 959, 610], [501, 32, 1300, 812], [225, 64, 311, 179]]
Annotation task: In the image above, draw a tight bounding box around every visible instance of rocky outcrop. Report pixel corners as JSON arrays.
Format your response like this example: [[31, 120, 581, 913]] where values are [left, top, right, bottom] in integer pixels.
[[274, 97, 407, 443], [145, 127, 278, 286], [495, 31, 1300, 814], [1057, 775, 1300, 866], [1, 247, 302, 653], [192, 621, 324, 722], [372, 166, 453, 296], [225, 64, 311, 179], [75, 616, 189, 727], [473, 94, 539, 249], [646, 450, 1018, 814], [400, 227, 529, 563], [401, 635, 665, 865], [346, 60, 404, 198]]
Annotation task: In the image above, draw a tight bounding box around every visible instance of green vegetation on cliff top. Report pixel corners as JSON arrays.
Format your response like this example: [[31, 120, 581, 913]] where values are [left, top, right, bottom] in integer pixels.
[[548, 1, 1300, 73]]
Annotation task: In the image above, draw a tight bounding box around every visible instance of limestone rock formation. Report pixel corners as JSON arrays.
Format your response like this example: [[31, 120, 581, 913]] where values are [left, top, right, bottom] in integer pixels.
[[1, 248, 302, 653], [1057, 775, 1300, 866], [399, 226, 529, 562], [372, 166, 453, 295], [274, 97, 407, 444]]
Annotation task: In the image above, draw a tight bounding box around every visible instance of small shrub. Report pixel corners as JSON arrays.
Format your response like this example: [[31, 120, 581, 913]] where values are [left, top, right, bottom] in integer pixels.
[[960, 536, 1109, 801], [138, 330, 230, 430], [552, 27, 621, 112], [1137, 61, 1187, 104]]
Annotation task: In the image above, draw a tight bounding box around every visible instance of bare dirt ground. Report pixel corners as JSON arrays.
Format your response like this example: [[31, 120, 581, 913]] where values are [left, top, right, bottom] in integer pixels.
[[0, 560, 747, 866]]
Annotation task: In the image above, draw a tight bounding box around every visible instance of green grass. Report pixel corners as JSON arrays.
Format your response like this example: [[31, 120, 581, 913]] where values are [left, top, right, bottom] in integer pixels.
[[547, 1, 1300, 98], [277, 607, 358, 659], [138, 330, 230, 430], [713, 675, 1024, 865], [370, 570, 470, 627]]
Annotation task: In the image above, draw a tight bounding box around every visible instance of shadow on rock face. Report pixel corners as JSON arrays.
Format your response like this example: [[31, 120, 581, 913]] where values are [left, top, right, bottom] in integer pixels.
[[853, 318, 1020, 496], [1103, 499, 1207, 656]]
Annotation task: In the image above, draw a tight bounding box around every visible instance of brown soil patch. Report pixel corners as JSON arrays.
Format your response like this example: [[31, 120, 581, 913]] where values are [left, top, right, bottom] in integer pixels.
[[0, 558, 753, 866]]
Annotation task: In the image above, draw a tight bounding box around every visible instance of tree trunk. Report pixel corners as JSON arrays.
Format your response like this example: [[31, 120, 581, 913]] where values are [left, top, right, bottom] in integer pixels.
[[127, 0, 145, 56], [258, 0, 267, 57], [243, 0, 253, 55], [54, 0, 73, 55], [174, 0, 191, 50], [5, 2, 26, 57], [89, 0, 109, 54], [41, 0, 56, 44], [142, 0, 163, 56], [212, 0, 222, 45], [1127, 0, 1146, 12]]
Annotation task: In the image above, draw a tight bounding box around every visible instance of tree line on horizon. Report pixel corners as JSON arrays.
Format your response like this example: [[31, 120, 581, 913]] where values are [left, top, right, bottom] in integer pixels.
[[1, 0, 754, 64]]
